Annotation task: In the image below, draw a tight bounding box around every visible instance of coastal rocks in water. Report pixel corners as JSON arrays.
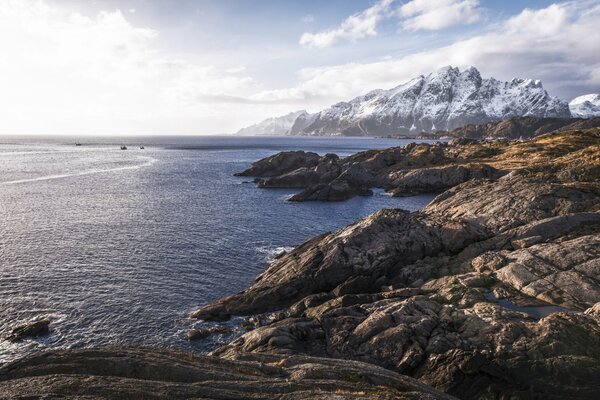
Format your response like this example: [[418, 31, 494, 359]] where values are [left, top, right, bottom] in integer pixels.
[[5, 318, 50, 342], [289, 180, 373, 202], [0, 348, 456, 399], [186, 326, 231, 341], [238, 142, 459, 202], [191, 209, 490, 320], [235, 151, 320, 177], [195, 128, 600, 399]]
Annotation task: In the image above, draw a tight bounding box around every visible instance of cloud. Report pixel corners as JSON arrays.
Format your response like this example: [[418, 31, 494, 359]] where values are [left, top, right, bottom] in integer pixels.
[[399, 0, 482, 31], [0, 0, 260, 134], [300, 0, 394, 48], [277, 2, 600, 109]]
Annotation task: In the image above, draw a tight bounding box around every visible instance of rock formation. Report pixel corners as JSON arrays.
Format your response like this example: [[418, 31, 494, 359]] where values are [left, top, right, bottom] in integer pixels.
[[5, 318, 51, 343], [5, 127, 600, 399], [0, 348, 455, 399], [192, 128, 600, 399]]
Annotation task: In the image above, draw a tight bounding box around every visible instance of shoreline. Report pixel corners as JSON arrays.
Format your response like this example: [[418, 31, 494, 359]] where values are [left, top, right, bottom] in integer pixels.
[[190, 127, 600, 399], [3, 127, 600, 398]]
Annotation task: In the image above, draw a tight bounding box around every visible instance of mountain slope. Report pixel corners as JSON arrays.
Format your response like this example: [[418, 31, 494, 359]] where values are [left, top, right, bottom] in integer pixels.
[[236, 110, 308, 135], [293, 66, 570, 136], [570, 94, 600, 118]]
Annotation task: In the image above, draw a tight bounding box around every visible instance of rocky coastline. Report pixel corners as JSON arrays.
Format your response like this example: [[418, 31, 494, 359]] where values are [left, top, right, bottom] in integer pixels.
[[3, 127, 600, 399], [193, 127, 600, 399]]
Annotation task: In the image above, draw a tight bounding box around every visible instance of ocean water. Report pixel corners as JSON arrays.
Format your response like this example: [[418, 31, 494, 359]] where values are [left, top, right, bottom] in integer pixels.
[[0, 135, 437, 363]]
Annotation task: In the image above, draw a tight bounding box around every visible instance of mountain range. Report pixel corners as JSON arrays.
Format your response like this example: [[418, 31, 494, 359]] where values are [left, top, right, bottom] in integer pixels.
[[236, 66, 600, 136]]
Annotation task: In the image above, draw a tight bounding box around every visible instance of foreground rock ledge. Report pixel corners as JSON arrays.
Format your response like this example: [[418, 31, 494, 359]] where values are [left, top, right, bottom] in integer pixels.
[[0, 347, 455, 399]]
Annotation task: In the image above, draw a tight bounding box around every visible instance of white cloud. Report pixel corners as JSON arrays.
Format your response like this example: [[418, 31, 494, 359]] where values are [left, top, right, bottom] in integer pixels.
[[0, 0, 261, 134], [399, 0, 482, 31], [274, 2, 600, 109], [2, 1, 599, 134], [300, 0, 394, 48]]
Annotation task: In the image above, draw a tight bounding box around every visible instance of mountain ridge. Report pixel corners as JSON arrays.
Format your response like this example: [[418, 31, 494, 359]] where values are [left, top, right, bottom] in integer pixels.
[[236, 66, 599, 136], [570, 94, 600, 118], [236, 110, 308, 136]]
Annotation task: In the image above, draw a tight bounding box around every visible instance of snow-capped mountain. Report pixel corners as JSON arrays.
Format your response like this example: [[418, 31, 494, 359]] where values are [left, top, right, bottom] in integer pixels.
[[569, 94, 600, 118], [292, 66, 570, 136], [236, 110, 308, 135]]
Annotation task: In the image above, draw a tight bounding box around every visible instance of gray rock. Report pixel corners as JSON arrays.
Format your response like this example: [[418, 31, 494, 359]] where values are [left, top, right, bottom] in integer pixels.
[[5, 318, 50, 342], [0, 348, 456, 399], [195, 128, 600, 399]]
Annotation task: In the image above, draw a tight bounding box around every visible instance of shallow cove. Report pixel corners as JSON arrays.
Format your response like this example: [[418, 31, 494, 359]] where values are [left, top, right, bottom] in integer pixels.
[[0, 135, 438, 364]]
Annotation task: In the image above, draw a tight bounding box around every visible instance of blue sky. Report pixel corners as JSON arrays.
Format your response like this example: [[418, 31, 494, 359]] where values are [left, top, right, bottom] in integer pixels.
[[1, 0, 599, 134]]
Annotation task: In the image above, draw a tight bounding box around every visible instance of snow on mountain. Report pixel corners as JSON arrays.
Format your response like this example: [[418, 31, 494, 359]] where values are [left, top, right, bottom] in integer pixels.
[[236, 110, 309, 135], [291, 66, 571, 136], [569, 94, 600, 118]]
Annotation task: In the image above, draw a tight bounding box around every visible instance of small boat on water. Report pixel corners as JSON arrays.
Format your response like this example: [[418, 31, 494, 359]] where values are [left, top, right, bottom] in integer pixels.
[[75, 143, 82, 146], [140, 146, 145, 150], [120, 146, 127, 150]]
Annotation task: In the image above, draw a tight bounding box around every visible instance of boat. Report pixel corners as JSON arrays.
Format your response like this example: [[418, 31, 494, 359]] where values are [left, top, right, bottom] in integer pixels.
[[75, 143, 82, 146], [120, 146, 127, 150], [139, 146, 145, 150]]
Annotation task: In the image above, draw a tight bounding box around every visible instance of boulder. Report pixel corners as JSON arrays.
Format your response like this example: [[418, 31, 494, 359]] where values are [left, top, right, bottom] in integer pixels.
[[5, 318, 50, 342]]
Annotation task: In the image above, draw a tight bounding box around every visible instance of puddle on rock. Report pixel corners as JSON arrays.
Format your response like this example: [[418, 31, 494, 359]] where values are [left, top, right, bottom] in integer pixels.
[[485, 292, 569, 319]]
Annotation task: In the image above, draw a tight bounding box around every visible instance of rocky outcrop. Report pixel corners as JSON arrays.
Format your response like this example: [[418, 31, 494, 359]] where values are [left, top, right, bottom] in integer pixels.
[[7, 128, 599, 399], [387, 164, 504, 197], [237, 127, 600, 202], [5, 318, 50, 343], [194, 128, 600, 399], [235, 151, 321, 177], [238, 142, 462, 202], [187, 326, 231, 341], [0, 348, 456, 399]]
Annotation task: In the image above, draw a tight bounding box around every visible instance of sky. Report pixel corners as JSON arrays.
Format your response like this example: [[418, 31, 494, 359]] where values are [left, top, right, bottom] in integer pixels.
[[0, 0, 599, 135]]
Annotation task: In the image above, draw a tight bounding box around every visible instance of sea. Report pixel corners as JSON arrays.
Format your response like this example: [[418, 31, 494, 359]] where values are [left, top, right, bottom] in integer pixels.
[[0, 135, 438, 363]]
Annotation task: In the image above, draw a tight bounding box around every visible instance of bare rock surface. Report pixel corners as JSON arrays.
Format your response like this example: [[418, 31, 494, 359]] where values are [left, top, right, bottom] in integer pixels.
[[193, 128, 600, 399], [7, 128, 600, 399], [0, 348, 455, 399], [5, 318, 50, 343], [235, 150, 320, 177]]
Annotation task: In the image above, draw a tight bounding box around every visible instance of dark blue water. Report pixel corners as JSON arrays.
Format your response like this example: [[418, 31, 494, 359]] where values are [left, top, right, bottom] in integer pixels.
[[0, 135, 436, 363]]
